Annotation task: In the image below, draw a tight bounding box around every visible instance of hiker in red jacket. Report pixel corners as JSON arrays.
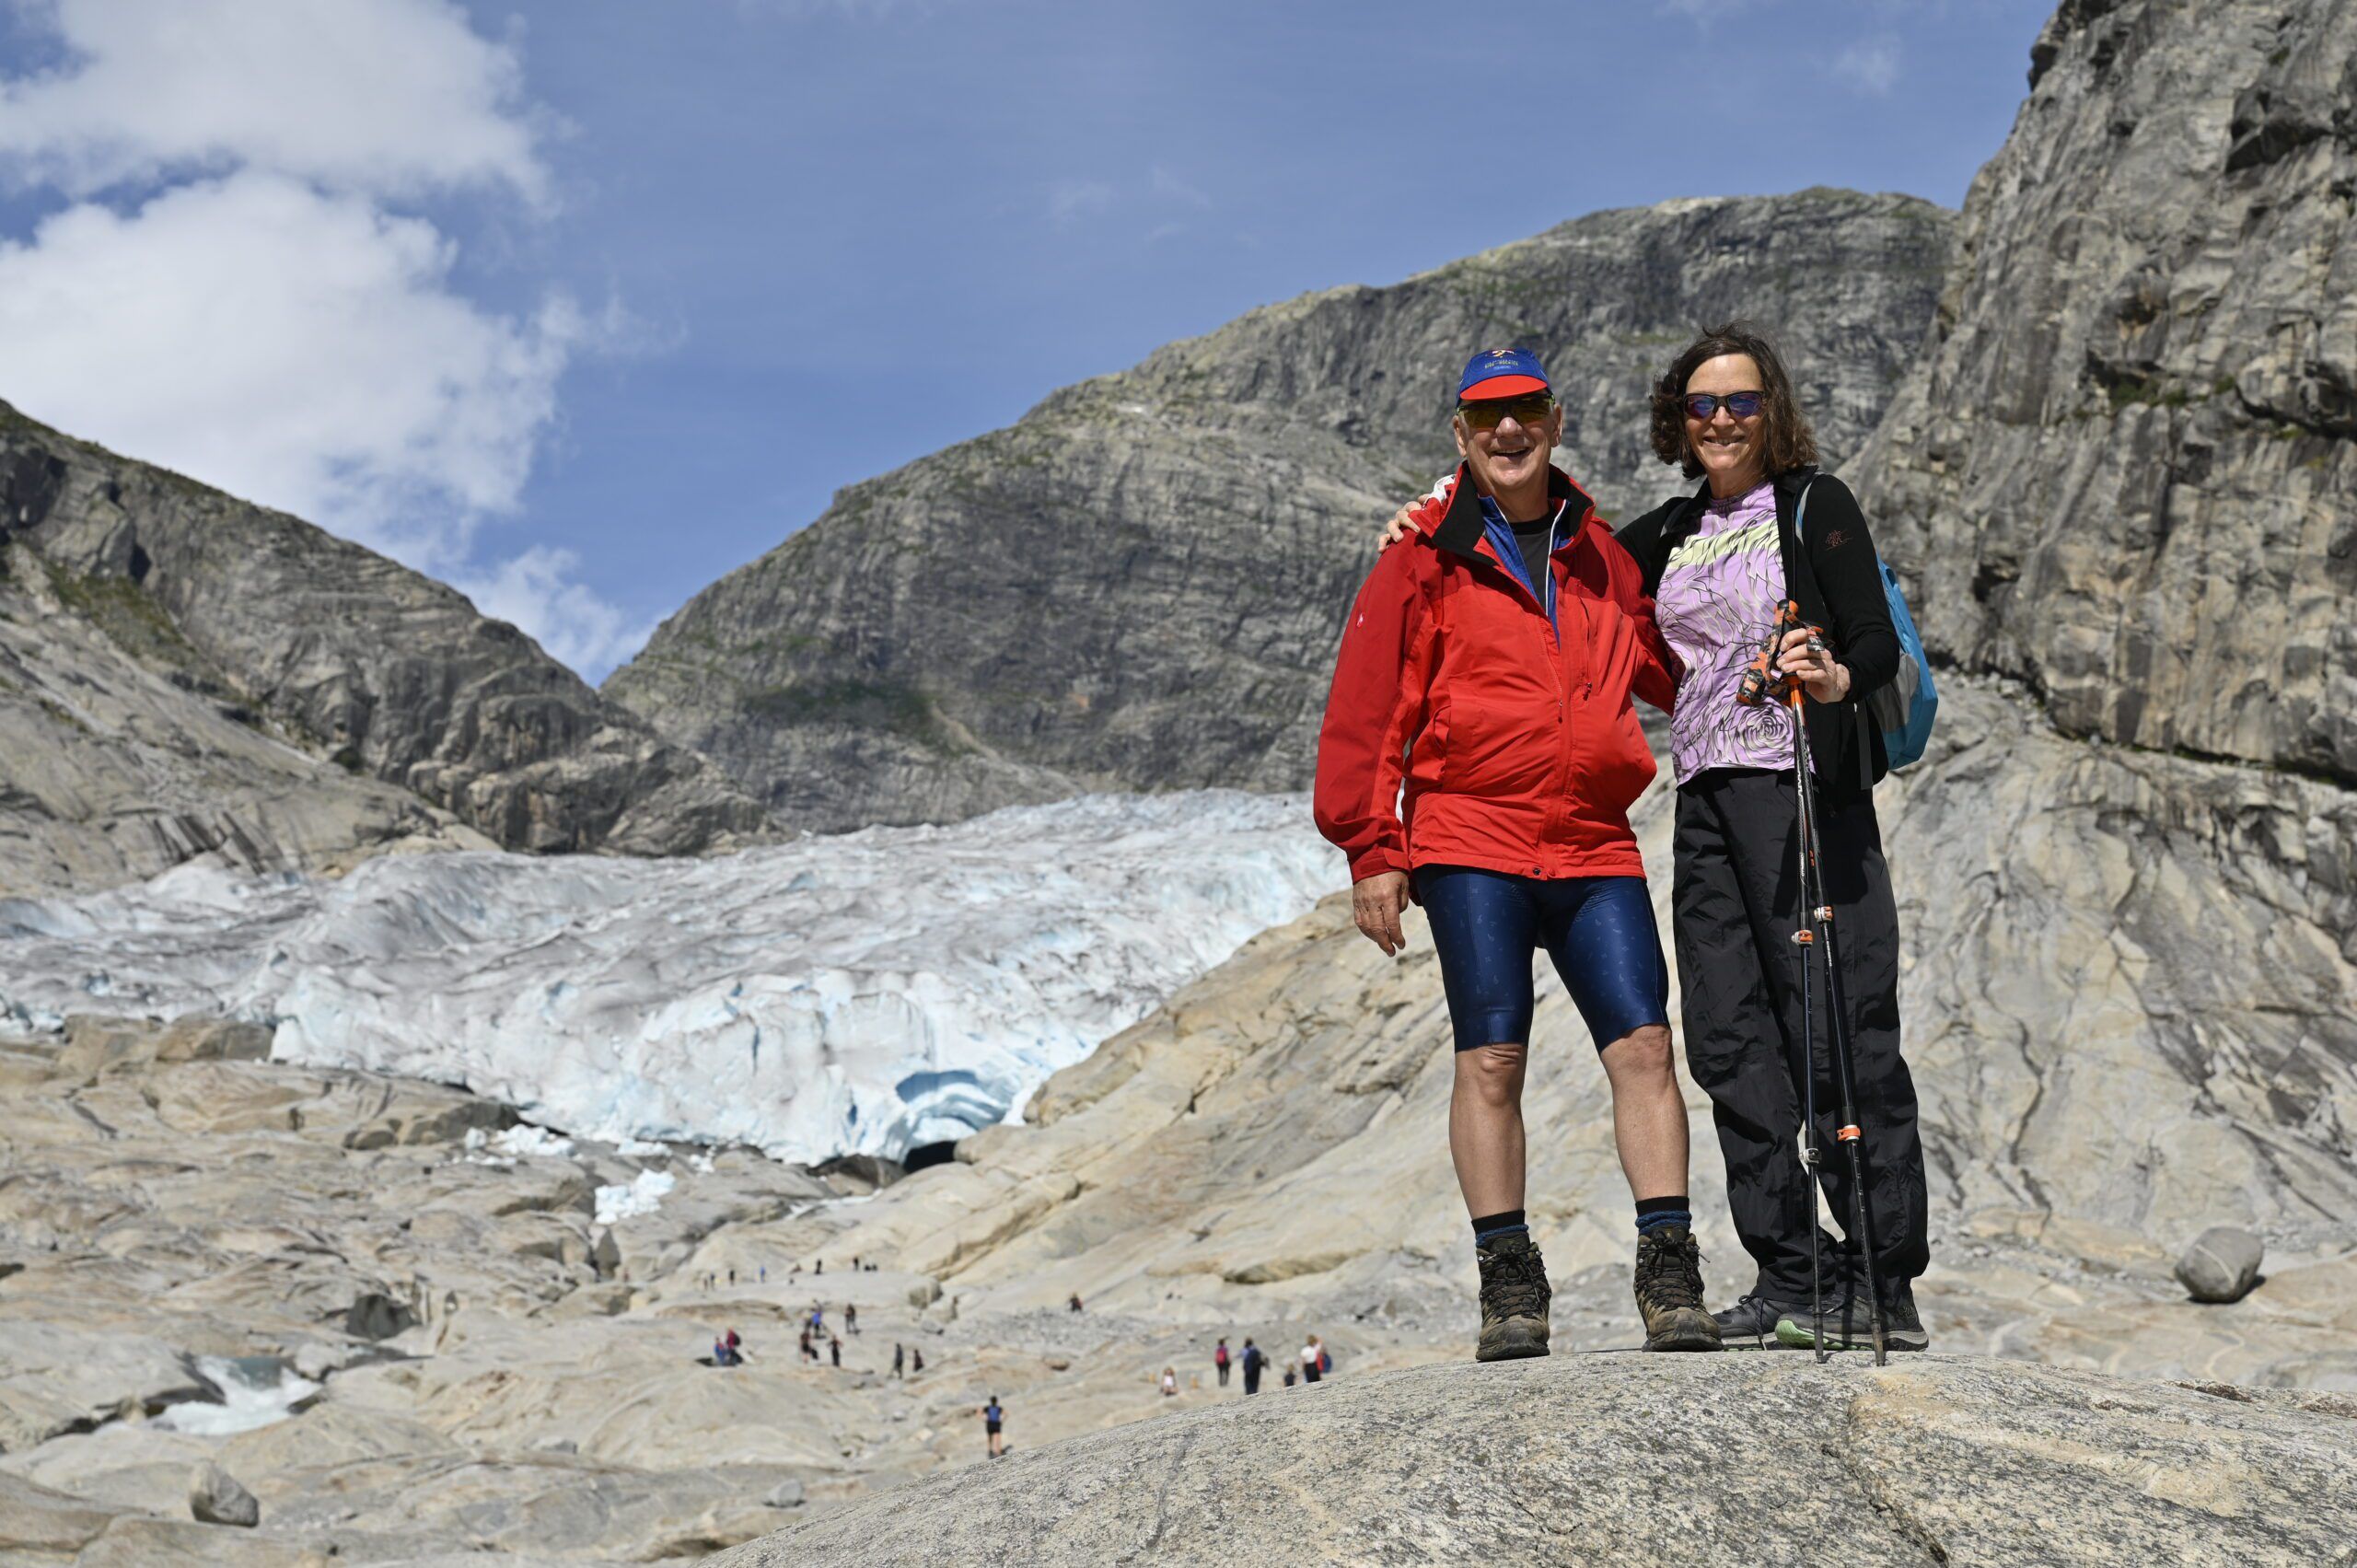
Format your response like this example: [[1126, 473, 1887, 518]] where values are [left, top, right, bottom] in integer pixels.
[[1315, 347, 1720, 1362]]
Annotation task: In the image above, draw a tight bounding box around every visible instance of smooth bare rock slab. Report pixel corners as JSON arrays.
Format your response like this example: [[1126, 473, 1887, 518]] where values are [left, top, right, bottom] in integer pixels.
[[2177, 1226, 2265, 1305], [708, 1355, 2357, 1568], [0, 1467, 141, 1558], [187, 1462, 258, 1527]]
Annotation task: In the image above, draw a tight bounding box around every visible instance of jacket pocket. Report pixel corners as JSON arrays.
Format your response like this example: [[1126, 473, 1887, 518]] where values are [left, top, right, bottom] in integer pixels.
[[1585, 696, 1657, 817], [1437, 695, 1552, 797]]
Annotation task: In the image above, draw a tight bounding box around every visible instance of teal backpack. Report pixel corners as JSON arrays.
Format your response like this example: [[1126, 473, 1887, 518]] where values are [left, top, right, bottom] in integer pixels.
[[1797, 479, 1937, 772]]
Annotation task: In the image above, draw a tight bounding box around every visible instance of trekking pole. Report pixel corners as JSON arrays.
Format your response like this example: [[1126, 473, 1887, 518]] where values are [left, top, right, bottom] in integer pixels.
[[1784, 672, 1829, 1366], [1740, 602, 1830, 1364], [1786, 657, 1890, 1367]]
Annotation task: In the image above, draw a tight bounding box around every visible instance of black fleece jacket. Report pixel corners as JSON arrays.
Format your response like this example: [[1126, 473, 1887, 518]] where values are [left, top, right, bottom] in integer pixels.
[[1615, 466, 1898, 795]]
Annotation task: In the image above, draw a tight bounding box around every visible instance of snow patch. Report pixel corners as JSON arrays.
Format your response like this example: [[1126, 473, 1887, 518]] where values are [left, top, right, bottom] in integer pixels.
[[596, 1167, 675, 1224], [153, 1355, 319, 1435]]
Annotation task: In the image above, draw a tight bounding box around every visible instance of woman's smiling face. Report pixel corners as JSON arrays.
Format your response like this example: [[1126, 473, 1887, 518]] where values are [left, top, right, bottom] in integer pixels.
[[1685, 353, 1767, 492]]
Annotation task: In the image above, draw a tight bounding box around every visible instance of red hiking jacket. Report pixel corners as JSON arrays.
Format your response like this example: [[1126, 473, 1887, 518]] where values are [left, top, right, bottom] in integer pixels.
[[1314, 464, 1679, 886]]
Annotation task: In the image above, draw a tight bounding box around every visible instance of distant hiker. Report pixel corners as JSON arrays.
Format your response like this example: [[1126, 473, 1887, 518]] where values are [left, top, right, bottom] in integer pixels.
[[797, 1328, 813, 1362], [1240, 1338, 1264, 1395], [911, 1347, 925, 1375], [726, 1327, 742, 1360], [980, 1395, 1005, 1458], [1068, 1293, 1083, 1313], [815, 1260, 823, 1275], [1320, 346, 1716, 1361], [893, 1342, 905, 1379], [1299, 1337, 1322, 1385], [1213, 1337, 1231, 1388], [713, 1336, 729, 1366], [728, 1267, 736, 1286], [845, 1303, 859, 1334], [760, 1264, 767, 1283], [1161, 1366, 1178, 1398], [830, 1334, 842, 1367], [1282, 1365, 1296, 1389]]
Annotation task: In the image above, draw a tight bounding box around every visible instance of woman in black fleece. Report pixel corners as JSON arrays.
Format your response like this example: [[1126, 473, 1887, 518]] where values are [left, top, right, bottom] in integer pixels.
[[1615, 323, 1928, 1353], [1380, 323, 1930, 1351]]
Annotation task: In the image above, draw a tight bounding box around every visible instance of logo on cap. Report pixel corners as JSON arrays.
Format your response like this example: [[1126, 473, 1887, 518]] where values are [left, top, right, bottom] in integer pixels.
[[1458, 346, 1551, 402]]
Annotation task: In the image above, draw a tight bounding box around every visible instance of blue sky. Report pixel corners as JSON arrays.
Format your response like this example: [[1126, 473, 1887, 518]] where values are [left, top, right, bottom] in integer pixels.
[[0, 0, 2052, 679]]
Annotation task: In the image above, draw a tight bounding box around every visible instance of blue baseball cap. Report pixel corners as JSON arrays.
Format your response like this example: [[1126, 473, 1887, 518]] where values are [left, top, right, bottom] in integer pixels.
[[1458, 346, 1550, 401]]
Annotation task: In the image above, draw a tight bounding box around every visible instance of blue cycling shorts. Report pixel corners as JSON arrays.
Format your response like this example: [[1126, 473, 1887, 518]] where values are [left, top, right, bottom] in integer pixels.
[[1412, 865, 1670, 1052]]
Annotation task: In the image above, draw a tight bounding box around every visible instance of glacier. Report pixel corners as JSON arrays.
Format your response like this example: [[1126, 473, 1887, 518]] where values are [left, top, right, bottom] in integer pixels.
[[0, 791, 1336, 1164]]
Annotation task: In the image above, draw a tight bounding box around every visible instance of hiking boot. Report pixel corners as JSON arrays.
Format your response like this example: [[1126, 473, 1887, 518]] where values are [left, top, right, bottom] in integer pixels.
[[1713, 1292, 1809, 1350], [1775, 1283, 1931, 1353], [1773, 1293, 1856, 1350], [1632, 1227, 1721, 1352], [1474, 1232, 1551, 1362], [1875, 1281, 1931, 1353]]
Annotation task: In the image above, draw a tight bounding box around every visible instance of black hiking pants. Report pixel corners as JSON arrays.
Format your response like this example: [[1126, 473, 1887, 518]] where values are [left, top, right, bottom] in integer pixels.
[[1673, 767, 1929, 1304]]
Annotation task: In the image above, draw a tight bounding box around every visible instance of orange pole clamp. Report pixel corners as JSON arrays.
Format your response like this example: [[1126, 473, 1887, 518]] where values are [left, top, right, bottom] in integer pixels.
[[1836, 1124, 1861, 1142], [1790, 930, 1815, 946]]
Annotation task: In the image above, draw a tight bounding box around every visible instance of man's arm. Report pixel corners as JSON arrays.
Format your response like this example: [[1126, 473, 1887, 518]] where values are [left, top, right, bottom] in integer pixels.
[[1314, 541, 1434, 954], [1314, 542, 1431, 881]]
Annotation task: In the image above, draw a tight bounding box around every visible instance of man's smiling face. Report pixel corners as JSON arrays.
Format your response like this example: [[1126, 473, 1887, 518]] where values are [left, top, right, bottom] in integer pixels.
[[1453, 393, 1562, 500]]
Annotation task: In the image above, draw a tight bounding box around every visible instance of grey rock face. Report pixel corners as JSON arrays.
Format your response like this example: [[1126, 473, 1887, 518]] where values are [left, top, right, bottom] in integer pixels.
[[2178, 1225, 2266, 1304], [0, 400, 772, 893], [608, 190, 1952, 830], [1853, 0, 2357, 782], [708, 1355, 2357, 1568], [187, 1463, 258, 1527]]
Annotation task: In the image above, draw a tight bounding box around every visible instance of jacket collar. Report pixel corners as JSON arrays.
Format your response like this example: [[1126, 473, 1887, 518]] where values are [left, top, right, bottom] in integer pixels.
[[1431, 462, 1595, 561]]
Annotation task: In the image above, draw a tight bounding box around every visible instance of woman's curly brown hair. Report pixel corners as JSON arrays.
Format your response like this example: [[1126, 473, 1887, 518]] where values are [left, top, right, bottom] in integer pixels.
[[1647, 321, 1819, 480]]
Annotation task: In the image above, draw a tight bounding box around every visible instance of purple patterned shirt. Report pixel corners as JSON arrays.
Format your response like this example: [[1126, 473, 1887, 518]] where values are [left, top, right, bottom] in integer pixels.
[[1654, 482, 1794, 785]]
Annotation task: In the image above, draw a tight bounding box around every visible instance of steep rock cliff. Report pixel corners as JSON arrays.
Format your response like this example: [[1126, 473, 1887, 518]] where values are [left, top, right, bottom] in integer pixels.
[[1854, 0, 2357, 781], [606, 190, 1953, 830], [0, 401, 773, 891]]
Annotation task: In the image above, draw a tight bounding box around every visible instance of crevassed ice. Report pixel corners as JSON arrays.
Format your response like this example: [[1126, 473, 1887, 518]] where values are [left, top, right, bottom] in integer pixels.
[[0, 792, 1334, 1164]]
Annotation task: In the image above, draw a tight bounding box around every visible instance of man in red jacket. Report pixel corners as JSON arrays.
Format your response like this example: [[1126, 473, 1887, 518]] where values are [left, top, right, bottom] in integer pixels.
[[1315, 347, 1719, 1361]]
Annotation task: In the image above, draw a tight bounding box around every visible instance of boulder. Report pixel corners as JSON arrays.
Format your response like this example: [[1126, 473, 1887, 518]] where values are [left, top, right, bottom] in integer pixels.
[[2177, 1226, 2266, 1305], [187, 1462, 259, 1527], [763, 1477, 806, 1510], [708, 1355, 2357, 1567], [343, 1292, 417, 1342]]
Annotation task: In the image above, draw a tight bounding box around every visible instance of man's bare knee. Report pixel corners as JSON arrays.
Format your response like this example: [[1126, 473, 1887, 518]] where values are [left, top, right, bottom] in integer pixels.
[[1602, 1024, 1674, 1084], [1456, 1043, 1527, 1106]]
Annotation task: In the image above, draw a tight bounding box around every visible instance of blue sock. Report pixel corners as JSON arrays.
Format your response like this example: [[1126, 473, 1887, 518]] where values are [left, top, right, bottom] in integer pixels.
[[1471, 1209, 1527, 1247], [1635, 1196, 1690, 1235]]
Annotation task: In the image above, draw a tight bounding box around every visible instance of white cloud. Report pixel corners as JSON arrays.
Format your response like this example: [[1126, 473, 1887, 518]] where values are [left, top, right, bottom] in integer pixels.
[[0, 0, 659, 679], [0, 0, 547, 201], [1048, 177, 1113, 226], [454, 545, 659, 677], [1150, 165, 1211, 209], [0, 172, 578, 559], [1833, 35, 1903, 96]]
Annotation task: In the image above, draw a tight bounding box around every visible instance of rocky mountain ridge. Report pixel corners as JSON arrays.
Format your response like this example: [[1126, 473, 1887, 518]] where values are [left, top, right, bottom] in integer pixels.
[[605, 188, 1953, 831], [0, 400, 774, 896], [1855, 0, 2357, 784]]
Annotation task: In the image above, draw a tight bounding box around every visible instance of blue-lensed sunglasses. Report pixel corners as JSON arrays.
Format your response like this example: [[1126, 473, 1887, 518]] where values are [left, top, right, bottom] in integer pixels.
[[1683, 391, 1766, 421]]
